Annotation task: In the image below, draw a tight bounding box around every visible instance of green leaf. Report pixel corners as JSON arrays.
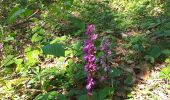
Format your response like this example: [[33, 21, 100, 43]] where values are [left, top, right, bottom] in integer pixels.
[[68, 16, 85, 35], [50, 36, 67, 44], [15, 59, 23, 73], [72, 40, 82, 51], [57, 94, 67, 100], [92, 87, 114, 100], [162, 49, 170, 55], [31, 33, 43, 43], [2, 55, 15, 67], [98, 87, 114, 99], [111, 68, 122, 77], [7, 7, 24, 23], [124, 74, 133, 86], [160, 66, 170, 80], [154, 30, 170, 37], [25, 50, 40, 66], [147, 46, 162, 58], [20, 9, 33, 17], [7, 7, 33, 24], [4, 36, 15, 42], [92, 92, 98, 100], [34, 91, 58, 100], [42, 43, 65, 57], [78, 94, 88, 100], [164, 22, 170, 28]]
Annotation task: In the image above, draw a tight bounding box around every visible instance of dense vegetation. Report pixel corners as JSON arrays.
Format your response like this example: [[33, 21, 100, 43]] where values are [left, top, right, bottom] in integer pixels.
[[0, 0, 170, 99]]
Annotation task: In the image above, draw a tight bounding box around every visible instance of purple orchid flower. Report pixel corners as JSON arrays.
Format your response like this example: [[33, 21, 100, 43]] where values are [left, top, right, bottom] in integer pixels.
[[83, 25, 97, 95], [100, 37, 111, 72]]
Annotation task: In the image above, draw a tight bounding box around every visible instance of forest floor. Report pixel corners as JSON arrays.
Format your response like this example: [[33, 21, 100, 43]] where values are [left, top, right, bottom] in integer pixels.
[[110, 31, 170, 100], [0, 0, 170, 99], [131, 64, 170, 100]]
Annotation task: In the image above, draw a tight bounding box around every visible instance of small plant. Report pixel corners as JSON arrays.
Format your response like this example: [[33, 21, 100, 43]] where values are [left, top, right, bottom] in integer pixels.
[[160, 66, 170, 81], [83, 25, 114, 99]]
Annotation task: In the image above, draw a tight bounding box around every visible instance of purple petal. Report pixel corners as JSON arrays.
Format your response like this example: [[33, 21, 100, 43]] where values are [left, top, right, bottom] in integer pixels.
[[86, 77, 95, 90], [85, 25, 95, 35], [91, 34, 98, 40]]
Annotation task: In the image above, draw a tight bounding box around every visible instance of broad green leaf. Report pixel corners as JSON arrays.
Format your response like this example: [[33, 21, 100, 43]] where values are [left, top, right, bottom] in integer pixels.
[[34, 91, 58, 100], [7, 7, 33, 24], [42, 43, 65, 57], [7, 7, 25, 24], [98, 87, 114, 99], [147, 47, 162, 58], [31, 33, 43, 43]]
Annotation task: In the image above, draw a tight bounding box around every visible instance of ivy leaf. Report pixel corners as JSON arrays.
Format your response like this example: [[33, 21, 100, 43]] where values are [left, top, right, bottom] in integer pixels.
[[42, 43, 65, 57]]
